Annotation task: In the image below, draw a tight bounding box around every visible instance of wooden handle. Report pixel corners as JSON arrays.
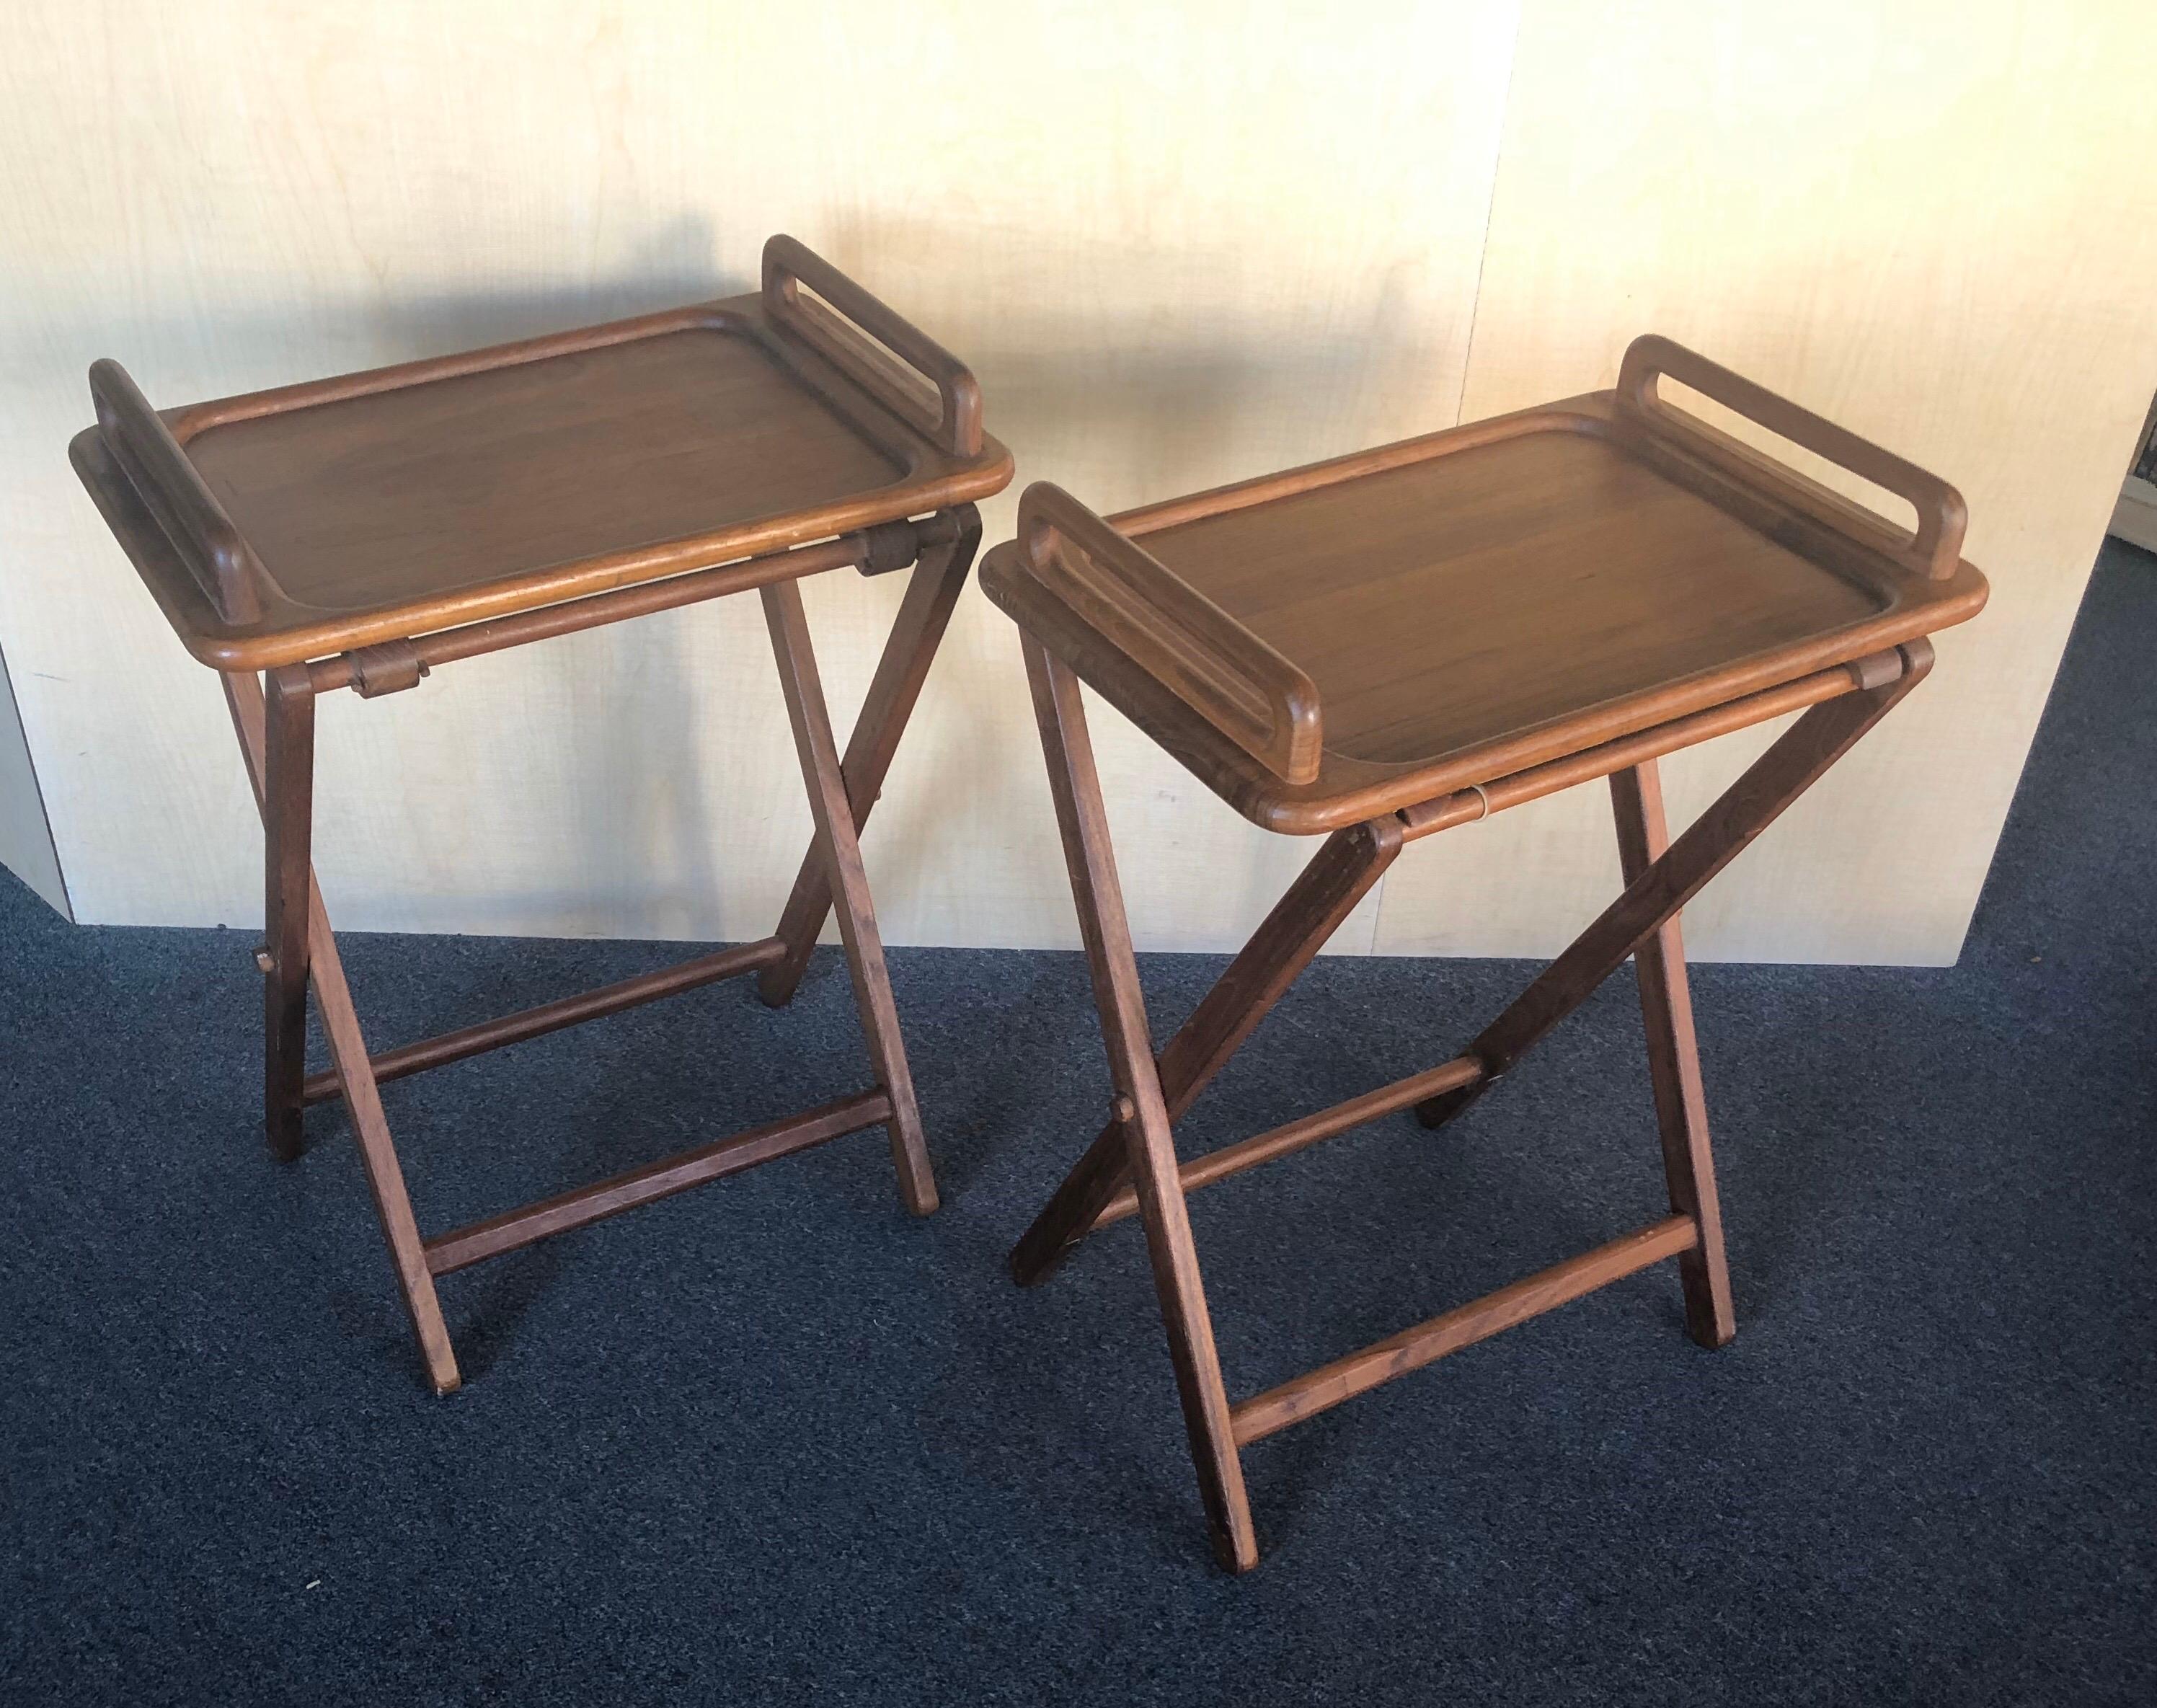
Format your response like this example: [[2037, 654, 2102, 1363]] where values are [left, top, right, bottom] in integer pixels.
[[761, 234, 983, 460], [1017, 483, 1322, 784], [1616, 334, 1967, 581], [89, 358, 266, 624]]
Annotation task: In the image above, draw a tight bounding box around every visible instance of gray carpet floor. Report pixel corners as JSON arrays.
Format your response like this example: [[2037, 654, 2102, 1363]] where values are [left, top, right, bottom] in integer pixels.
[[2, 541, 2151, 1705]]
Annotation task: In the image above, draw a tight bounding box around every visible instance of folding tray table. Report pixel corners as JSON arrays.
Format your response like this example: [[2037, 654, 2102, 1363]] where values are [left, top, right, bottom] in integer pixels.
[[980, 335, 1987, 1570], [71, 236, 1012, 1395]]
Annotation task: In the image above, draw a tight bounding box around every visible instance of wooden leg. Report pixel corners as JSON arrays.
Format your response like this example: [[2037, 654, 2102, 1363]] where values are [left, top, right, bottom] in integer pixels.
[[223, 671, 464, 1396], [761, 580, 939, 1216], [759, 505, 981, 1008], [1009, 815, 1401, 1286], [1022, 637, 1259, 1572], [1416, 642, 1931, 1127], [262, 665, 314, 1161], [1611, 760, 1736, 1348]]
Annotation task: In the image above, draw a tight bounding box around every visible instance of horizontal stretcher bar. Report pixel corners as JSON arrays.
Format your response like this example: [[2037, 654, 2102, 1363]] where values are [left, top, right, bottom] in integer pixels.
[[301, 937, 787, 1106], [422, 1087, 893, 1276], [1094, 1054, 1485, 1229], [1230, 1214, 1698, 1446]]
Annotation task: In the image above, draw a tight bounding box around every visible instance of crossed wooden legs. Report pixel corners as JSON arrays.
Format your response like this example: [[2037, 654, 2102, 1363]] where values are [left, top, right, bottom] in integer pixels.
[[1013, 634, 1930, 1567], [223, 527, 973, 1394], [760, 505, 981, 1006], [761, 578, 936, 1214]]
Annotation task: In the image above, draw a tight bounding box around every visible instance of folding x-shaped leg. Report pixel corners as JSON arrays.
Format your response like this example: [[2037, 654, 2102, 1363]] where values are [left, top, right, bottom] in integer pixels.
[[1011, 634, 1931, 1570], [224, 508, 978, 1396]]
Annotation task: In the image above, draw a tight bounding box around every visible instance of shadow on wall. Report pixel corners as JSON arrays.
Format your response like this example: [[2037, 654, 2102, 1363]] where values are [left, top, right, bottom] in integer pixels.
[[17, 215, 743, 390], [34, 215, 758, 939], [40, 209, 1459, 938], [812, 213, 1469, 513]]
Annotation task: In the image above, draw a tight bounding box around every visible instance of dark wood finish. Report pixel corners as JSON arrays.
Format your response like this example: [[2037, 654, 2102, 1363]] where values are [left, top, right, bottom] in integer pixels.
[[223, 670, 462, 1395], [1016, 483, 1323, 784], [980, 340, 1984, 834], [80, 237, 1011, 673], [75, 239, 1007, 1391], [760, 504, 983, 1007], [762, 578, 937, 1216], [298, 938, 786, 1106], [70, 428, 893, 693], [260, 665, 315, 1162], [1615, 335, 1967, 583], [1394, 653, 1887, 844], [1094, 1054, 1482, 1228], [994, 337, 1980, 1568], [1009, 818, 1400, 1285], [763, 234, 983, 461], [1024, 637, 1259, 1572], [300, 530, 880, 694], [88, 358, 265, 624], [177, 326, 900, 616], [1611, 761, 1736, 1348], [1414, 641, 1931, 1129], [1231, 1216, 1699, 1446], [423, 1089, 892, 1276]]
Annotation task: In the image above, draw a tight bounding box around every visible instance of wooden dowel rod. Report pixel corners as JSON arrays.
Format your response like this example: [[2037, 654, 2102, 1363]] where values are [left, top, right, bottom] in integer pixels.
[[1397, 660, 1874, 841], [302, 937, 787, 1105], [422, 1089, 893, 1276], [1094, 1054, 1484, 1228], [1231, 1214, 1698, 1446], [304, 533, 880, 694]]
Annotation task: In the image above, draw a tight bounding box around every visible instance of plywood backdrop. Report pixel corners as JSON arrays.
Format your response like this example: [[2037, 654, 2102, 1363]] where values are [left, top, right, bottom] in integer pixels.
[[1, 1, 2151, 964], [1371, 0, 2157, 963]]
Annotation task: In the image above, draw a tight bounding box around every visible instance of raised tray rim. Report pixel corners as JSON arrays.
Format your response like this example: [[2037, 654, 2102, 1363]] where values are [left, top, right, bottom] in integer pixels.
[[79, 291, 1013, 671], [981, 391, 1988, 833]]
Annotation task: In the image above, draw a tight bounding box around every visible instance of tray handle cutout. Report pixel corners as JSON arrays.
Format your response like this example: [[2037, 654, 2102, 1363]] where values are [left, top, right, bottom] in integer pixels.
[[1616, 335, 1967, 582], [1018, 483, 1322, 784], [88, 359, 267, 625], [763, 235, 983, 461]]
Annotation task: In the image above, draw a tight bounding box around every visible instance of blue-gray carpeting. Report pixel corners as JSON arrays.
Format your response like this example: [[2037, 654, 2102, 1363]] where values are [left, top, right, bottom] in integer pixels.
[[4, 543, 2153, 1706]]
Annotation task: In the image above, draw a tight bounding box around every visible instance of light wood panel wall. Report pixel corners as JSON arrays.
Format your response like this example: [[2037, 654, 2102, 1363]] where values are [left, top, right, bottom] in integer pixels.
[[0, 0, 1515, 952], [1, 1, 2149, 964], [1369, 0, 2157, 963]]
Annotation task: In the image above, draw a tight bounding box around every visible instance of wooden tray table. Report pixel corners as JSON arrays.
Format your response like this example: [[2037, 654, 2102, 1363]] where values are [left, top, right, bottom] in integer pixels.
[[980, 335, 1986, 1570], [71, 236, 1012, 1395]]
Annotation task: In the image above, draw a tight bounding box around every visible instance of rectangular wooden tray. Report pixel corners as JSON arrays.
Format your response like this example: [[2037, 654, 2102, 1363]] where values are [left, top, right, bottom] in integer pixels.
[[980, 336, 1986, 833], [73, 236, 1013, 671]]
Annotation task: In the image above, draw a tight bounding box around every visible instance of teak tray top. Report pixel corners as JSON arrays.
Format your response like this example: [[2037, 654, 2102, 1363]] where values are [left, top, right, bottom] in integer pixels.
[[980, 336, 1986, 833], [71, 236, 1013, 671]]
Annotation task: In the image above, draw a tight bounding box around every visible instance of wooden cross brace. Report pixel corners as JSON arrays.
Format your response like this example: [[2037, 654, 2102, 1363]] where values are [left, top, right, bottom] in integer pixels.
[[225, 507, 980, 1397], [1009, 632, 1931, 1572]]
